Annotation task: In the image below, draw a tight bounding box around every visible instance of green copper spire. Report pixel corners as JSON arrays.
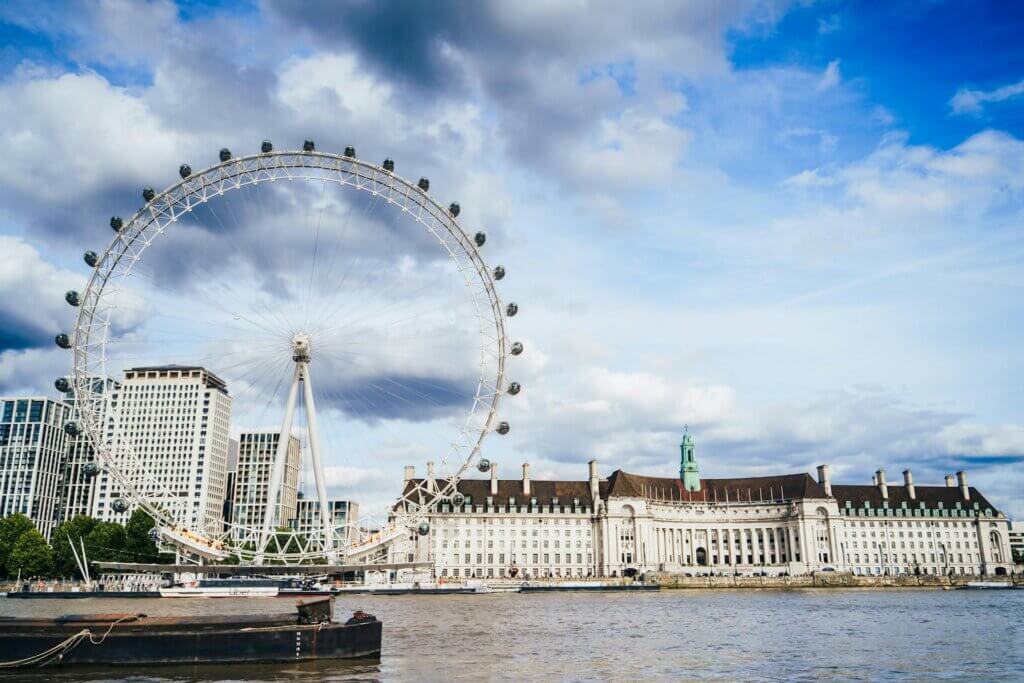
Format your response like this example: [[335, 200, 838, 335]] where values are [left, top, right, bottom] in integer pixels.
[[679, 428, 700, 492]]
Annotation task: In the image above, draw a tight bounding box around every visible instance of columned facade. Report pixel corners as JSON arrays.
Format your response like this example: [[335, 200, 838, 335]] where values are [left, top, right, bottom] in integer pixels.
[[395, 447, 1013, 579]]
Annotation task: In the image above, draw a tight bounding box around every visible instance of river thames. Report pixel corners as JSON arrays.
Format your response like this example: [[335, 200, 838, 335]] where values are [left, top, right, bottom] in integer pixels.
[[2, 588, 1022, 682]]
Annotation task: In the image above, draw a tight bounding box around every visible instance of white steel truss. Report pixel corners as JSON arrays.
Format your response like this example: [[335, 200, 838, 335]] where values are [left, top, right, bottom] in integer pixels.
[[70, 148, 514, 563]]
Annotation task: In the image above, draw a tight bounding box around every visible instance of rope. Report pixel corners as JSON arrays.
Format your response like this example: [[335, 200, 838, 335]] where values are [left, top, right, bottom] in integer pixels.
[[0, 615, 138, 669]]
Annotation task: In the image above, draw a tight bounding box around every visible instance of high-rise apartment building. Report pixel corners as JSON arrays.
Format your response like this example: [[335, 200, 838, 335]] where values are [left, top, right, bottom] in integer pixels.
[[294, 497, 359, 546], [92, 366, 232, 535], [0, 397, 72, 539], [231, 431, 300, 538], [58, 377, 119, 522]]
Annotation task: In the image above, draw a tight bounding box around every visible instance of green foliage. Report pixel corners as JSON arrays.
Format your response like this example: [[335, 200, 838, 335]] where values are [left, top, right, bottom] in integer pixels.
[[124, 508, 160, 561], [0, 513, 35, 578], [83, 522, 128, 563], [50, 515, 100, 578], [7, 528, 54, 577]]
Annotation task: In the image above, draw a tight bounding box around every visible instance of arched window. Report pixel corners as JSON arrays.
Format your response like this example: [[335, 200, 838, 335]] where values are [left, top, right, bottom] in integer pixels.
[[989, 531, 1003, 562]]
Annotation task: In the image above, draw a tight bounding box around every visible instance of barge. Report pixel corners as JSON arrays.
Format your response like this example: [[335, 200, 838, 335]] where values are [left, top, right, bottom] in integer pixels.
[[0, 597, 380, 669]]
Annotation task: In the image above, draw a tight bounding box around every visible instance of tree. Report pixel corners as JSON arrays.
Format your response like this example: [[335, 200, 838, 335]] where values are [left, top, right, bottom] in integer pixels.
[[124, 508, 160, 562], [7, 528, 54, 578], [50, 515, 99, 578], [0, 514, 36, 578], [83, 522, 127, 563]]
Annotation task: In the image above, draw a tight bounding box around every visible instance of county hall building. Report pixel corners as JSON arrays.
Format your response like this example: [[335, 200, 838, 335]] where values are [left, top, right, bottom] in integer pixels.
[[395, 434, 1014, 580]]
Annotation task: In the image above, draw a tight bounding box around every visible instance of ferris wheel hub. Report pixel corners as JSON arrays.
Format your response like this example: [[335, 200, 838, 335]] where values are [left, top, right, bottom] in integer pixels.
[[291, 333, 312, 362]]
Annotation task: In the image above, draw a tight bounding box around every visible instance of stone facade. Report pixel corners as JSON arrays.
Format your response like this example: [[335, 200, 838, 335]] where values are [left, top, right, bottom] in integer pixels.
[[396, 439, 1014, 579]]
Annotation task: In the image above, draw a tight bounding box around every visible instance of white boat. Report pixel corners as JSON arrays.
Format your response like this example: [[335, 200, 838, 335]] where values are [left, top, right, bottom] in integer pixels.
[[964, 581, 1013, 590], [159, 586, 280, 598]]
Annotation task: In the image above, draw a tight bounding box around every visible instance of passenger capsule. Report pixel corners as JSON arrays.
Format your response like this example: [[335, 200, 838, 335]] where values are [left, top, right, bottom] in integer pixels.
[[54, 378, 70, 393], [449, 202, 460, 217], [303, 139, 316, 152], [261, 140, 273, 153], [179, 164, 192, 179], [148, 527, 161, 542], [506, 302, 518, 317], [382, 158, 395, 172], [142, 187, 155, 202], [64, 421, 81, 436], [451, 492, 466, 506], [477, 458, 491, 473], [475, 232, 486, 247], [417, 521, 430, 536], [65, 291, 80, 307], [83, 462, 99, 478], [55, 333, 71, 349], [110, 216, 124, 232], [507, 381, 521, 395], [510, 341, 523, 356], [493, 265, 505, 281], [418, 177, 430, 192], [344, 146, 356, 158], [219, 148, 232, 162], [112, 498, 128, 513], [496, 421, 510, 435], [83, 251, 98, 267]]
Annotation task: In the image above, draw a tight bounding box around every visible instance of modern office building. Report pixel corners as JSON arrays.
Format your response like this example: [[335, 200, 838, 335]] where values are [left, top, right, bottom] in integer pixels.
[[231, 430, 300, 538], [396, 436, 1014, 579], [294, 497, 360, 547], [0, 397, 73, 539], [57, 377, 119, 522], [1009, 520, 1024, 564], [222, 437, 239, 531], [91, 366, 232, 535]]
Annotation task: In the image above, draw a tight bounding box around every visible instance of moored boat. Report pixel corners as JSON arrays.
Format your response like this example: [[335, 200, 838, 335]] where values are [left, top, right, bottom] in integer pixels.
[[0, 597, 380, 669], [964, 581, 1014, 590]]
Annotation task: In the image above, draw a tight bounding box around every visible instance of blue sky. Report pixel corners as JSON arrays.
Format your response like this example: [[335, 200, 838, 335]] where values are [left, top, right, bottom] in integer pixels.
[[0, 0, 1022, 519]]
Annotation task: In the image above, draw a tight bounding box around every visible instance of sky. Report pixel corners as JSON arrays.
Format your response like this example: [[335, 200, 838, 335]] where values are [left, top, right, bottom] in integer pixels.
[[0, 0, 1022, 521]]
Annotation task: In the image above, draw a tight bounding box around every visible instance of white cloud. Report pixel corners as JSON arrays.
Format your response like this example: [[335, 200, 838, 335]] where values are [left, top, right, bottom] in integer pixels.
[[950, 78, 1024, 115], [817, 59, 841, 91], [0, 236, 82, 348], [0, 71, 192, 216]]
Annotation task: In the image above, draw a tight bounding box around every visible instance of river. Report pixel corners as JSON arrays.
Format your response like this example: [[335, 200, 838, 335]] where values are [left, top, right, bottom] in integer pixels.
[[2, 588, 1022, 681]]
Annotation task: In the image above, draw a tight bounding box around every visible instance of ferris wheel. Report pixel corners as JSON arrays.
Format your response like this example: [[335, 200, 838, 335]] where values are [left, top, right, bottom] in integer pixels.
[[55, 141, 523, 563]]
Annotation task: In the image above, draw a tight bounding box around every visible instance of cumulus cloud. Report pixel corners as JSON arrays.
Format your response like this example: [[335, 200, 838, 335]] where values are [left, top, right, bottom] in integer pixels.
[[0, 236, 80, 351], [950, 78, 1024, 115]]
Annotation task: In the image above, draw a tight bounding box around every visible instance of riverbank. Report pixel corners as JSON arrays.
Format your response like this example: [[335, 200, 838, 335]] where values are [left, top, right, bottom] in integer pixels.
[[651, 570, 1022, 589]]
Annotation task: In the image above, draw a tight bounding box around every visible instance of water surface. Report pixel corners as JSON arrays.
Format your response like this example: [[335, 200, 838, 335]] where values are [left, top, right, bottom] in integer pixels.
[[2, 588, 1021, 682]]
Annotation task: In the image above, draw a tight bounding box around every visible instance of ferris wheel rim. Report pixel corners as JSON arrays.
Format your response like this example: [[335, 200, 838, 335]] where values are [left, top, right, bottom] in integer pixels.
[[68, 146, 514, 561]]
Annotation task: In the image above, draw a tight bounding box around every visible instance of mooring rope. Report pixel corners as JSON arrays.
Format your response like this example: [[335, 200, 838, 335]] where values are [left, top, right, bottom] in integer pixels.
[[0, 615, 138, 669]]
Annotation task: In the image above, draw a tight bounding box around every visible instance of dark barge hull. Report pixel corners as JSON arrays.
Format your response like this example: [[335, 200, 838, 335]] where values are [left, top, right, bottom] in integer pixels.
[[0, 613, 381, 667]]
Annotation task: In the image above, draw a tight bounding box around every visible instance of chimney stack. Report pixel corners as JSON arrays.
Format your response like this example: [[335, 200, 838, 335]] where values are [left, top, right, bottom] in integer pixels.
[[589, 459, 600, 509], [945, 474, 955, 488], [522, 462, 531, 496], [957, 470, 970, 500], [903, 469, 915, 500], [876, 469, 888, 500], [816, 464, 832, 497], [490, 461, 498, 495], [404, 465, 415, 484]]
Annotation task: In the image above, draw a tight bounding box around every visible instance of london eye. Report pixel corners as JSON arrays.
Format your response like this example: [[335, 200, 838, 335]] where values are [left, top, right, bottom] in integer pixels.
[[56, 141, 522, 563]]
